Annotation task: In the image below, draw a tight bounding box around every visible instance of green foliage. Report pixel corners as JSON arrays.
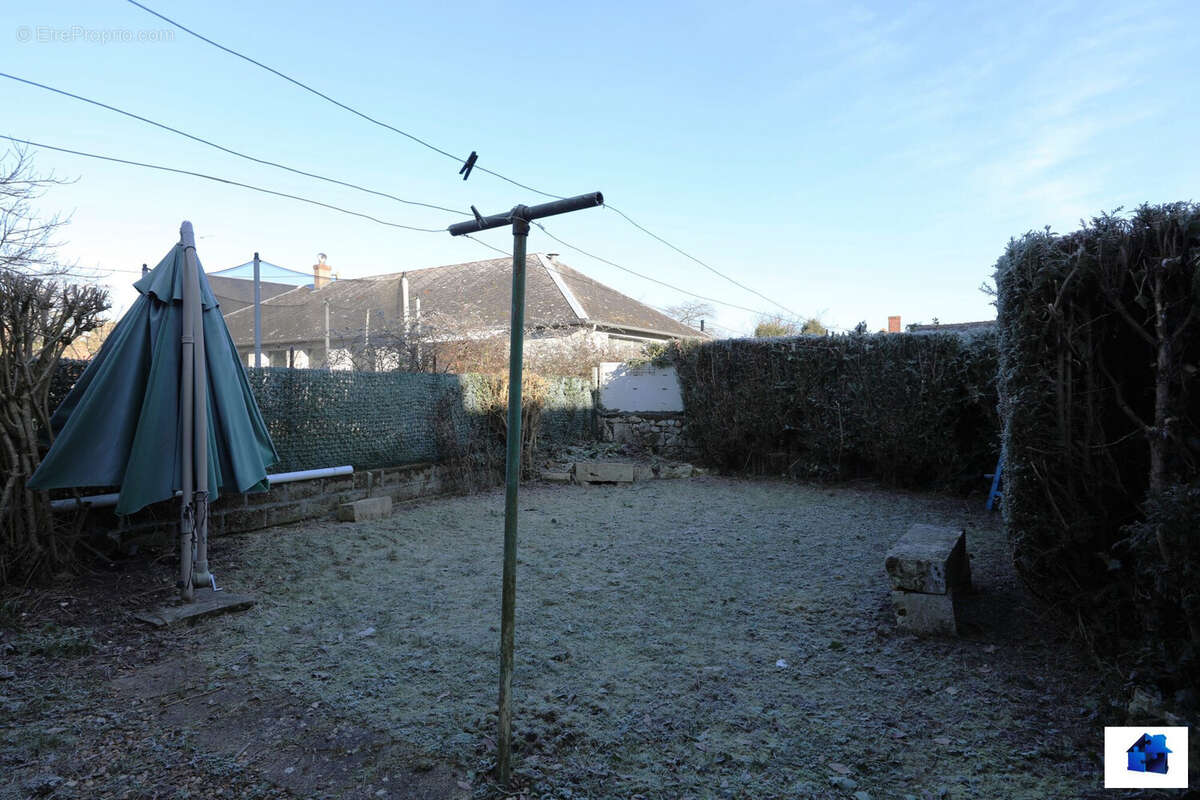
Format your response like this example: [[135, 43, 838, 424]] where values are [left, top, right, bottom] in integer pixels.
[[45, 359, 88, 418], [753, 316, 827, 338], [995, 203, 1200, 695], [801, 318, 828, 335], [20, 623, 96, 658], [666, 332, 998, 490], [753, 318, 797, 338], [1121, 483, 1200, 682], [0, 596, 22, 629]]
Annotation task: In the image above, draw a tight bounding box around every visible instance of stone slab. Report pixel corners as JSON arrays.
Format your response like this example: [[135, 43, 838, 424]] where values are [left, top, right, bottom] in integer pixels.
[[631, 463, 695, 481], [884, 524, 970, 594], [574, 462, 634, 484], [891, 589, 958, 636], [134, 588, 255, 628], [337, 496, 392, 522]]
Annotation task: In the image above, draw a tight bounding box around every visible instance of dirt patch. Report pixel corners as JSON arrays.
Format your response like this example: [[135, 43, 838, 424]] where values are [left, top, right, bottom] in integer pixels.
[[2, 477, 1140, 798], [0, 561, 467, 799]]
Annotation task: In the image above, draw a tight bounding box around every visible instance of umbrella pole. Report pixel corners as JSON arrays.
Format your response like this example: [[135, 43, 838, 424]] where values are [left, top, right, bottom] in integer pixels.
[[179, 222, 197, 602], [182, 223, 211, 590]]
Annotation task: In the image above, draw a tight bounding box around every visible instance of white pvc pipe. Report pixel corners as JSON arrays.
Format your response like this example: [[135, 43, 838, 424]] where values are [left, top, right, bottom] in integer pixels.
[[267, 465, 353, 485], [48, 466, 354, 512], [49, 492, 125, 511]]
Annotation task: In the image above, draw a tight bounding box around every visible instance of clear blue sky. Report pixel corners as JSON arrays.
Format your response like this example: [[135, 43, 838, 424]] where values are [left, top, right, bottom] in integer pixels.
[[4, 0, 1198, 336]]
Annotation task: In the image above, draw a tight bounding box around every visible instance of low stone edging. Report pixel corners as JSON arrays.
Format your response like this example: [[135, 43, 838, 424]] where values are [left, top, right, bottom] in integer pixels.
[[78, 462, 478, 546]]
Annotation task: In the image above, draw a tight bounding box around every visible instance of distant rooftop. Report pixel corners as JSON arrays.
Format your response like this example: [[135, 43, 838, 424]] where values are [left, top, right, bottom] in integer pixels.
[[223, 253, 708, 348], [908, 320, 996, 336]]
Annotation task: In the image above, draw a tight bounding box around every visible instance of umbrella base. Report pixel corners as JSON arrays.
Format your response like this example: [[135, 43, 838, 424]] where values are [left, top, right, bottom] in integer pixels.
[[134, 588, 254, 628]]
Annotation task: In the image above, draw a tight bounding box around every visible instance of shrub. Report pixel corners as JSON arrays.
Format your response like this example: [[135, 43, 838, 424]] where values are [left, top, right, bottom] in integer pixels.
[[995, 203, 1200, 695], [666, 332, 998, 490], [0, 271, 108, 584]]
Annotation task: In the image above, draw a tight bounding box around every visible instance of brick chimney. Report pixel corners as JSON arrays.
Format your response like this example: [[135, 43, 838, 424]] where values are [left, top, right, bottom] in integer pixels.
[[313, 253, 332, 289], [888, 315, 901, 333]]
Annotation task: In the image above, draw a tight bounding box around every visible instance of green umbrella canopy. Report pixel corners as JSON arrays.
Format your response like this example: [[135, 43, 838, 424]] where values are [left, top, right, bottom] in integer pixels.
[[29, 241, 279, 515]]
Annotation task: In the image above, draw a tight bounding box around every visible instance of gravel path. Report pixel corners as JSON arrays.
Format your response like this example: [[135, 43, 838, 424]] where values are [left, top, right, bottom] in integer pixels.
[[189, 475, 1111, 799]]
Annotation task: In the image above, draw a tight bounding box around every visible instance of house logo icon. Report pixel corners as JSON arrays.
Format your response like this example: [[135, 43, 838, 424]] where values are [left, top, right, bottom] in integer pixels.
[[1105, 726, 1189, 788], [1126, 732, 1171, 774]]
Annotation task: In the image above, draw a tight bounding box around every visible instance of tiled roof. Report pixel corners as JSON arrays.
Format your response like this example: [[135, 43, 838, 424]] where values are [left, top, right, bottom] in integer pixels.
[[223, 254, 706, 347], [547, 258, 702, 338]]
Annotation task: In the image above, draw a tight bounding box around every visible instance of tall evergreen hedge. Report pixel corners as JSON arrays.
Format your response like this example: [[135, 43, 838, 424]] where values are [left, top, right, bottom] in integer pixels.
[[666, 333, 999, 491], [995, 203, 1200, 694]]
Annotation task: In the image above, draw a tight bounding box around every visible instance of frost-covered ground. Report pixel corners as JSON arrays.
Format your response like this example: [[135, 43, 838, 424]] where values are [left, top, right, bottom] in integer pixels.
[[1, 476, 1120, 799], [206, 476, 1111, 799]]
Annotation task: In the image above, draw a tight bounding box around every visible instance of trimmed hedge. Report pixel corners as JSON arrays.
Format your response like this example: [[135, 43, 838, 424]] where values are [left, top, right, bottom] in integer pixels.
[[995, 203, 1200, 695], [666, 333, 999, 491]]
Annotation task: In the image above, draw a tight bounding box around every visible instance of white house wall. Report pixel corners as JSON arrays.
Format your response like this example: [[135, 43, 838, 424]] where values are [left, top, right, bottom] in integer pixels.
[[598, 362, 684, 413], [328, 347, 353, 370]]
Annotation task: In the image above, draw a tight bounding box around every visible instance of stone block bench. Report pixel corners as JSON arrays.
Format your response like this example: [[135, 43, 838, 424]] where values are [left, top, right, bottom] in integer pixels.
[[573, 462, 635, 485], [884, 524, 971, 636]]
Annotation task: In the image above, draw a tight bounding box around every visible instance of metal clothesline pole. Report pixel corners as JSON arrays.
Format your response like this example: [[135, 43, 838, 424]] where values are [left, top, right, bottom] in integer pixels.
[[448, 191, 603, 787], [253, 251, 262, 368]]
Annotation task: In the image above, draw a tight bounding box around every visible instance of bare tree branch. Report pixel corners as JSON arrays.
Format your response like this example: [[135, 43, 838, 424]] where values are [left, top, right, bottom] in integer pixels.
[[0, 146, 110, 584]]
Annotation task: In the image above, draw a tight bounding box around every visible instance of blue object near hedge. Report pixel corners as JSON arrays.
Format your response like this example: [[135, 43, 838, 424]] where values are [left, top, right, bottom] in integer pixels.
[[985, 453, 1004, 511]]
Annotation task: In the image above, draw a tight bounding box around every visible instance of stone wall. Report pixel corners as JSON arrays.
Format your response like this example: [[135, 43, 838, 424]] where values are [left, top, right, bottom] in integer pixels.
[[72, 462, 484, 548], [598, 411, 694, 460]]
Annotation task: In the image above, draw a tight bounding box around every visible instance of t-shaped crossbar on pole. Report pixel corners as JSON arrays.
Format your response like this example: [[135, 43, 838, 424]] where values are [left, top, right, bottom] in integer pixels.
[[448, 191, 602, 786], [446, 192, 603, 237]]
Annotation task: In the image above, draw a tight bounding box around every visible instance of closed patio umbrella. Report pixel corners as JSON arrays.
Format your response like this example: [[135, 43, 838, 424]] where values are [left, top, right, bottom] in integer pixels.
[[30, 221, 278, 599]]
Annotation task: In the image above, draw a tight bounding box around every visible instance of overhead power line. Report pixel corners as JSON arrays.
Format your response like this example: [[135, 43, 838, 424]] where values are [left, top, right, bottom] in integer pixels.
[[123, 0, 801, 319], [532, 222, 771, 317], [123, 0, 556, 200], [604, 205, 800, 318], [2, 135, 450, 234], [0, 72, 468, 218], [2, 123, 767, 315]]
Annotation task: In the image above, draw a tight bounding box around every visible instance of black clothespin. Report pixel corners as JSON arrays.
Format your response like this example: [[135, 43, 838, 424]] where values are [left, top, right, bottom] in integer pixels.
[[471, 205, 486, 227], [459, 150, 478, 181]]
